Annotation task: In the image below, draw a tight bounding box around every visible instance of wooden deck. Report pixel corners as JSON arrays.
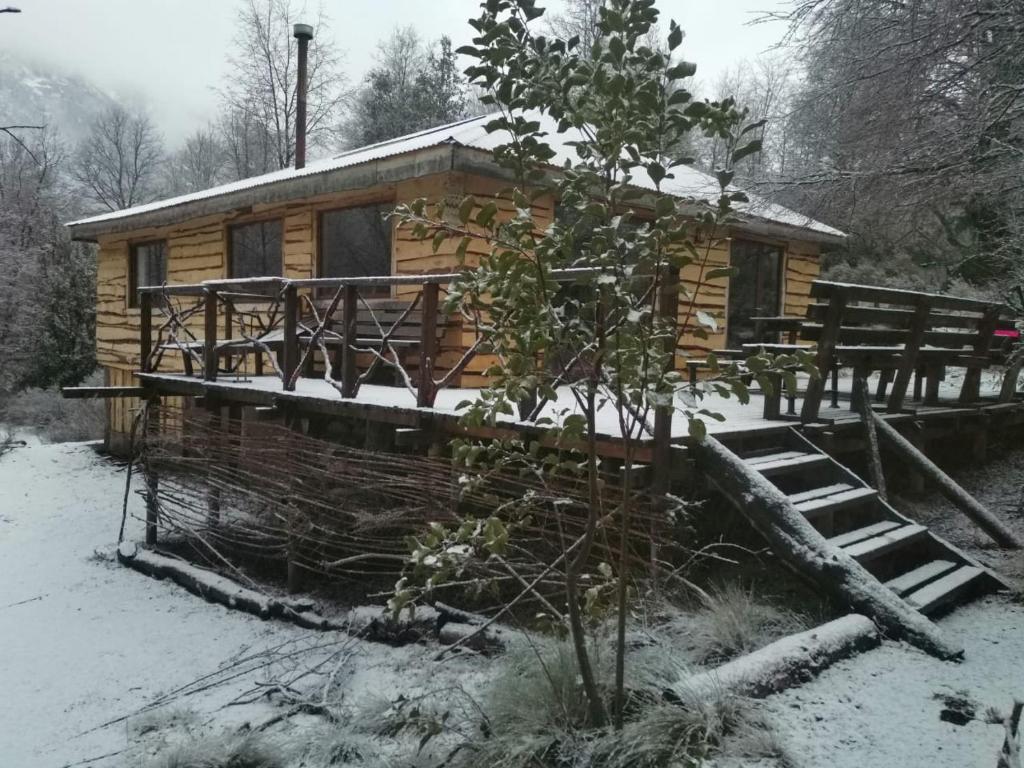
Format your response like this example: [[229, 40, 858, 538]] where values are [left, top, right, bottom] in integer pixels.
[[138, 368, 1024, 453]]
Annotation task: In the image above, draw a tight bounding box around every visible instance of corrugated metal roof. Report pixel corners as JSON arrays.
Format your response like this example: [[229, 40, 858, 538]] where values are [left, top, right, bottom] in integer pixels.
[[67, 109, 845, 239]]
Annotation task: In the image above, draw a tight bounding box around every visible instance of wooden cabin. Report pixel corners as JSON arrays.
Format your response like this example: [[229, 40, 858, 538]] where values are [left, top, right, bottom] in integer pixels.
[[67, 110, 844, 454]]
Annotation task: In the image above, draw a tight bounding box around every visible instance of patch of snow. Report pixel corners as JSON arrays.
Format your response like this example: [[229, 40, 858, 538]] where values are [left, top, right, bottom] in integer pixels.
[[762, 596, 1024, 767], [0, 442, 485, 766]]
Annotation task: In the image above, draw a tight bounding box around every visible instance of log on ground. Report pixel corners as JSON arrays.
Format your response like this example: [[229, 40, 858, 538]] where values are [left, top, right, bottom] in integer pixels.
[[675, 613, 880, 699]]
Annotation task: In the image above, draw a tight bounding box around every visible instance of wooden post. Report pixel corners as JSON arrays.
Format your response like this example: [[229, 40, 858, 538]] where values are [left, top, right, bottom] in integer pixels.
[[886, 300, 930, 413], [999, 355, 1023, 403], [960, 306, 1001, 404], [203, 288, 219, 382], [139, 291, 153, 374], [854, 377, 887, 501], [341, 284, 358, 397], [418, 283, 440, 407], [651, 268, 681, 589], [924, 364, 942, 405], [282, 283, 299, 392], [762, 372, 782, 420], [144, 395, 161, 546], [283, 404, 304, 593], [205, 397, 222, 529], [802, 290, 846, 423], [871, 410, 1023, 548]]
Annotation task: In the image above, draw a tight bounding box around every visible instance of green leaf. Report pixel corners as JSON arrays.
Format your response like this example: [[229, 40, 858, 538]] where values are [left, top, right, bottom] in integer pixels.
[[705, 266, 737, 281], [731, 139, 763, 165], [667, 22, 683, 51], [458, 195, 476, 225], [688, 417, 707, 441]]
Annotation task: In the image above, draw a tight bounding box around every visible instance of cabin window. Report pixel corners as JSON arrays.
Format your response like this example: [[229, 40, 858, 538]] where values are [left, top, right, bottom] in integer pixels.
[[319, 204, 393, 280], [726, 238, 784, 348], [129, 240, 167, 308], [229, 219, 283, 279]]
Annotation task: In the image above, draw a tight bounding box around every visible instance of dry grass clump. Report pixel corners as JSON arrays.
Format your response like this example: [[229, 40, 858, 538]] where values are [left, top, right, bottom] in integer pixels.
[[147, 732, 285, 768], [686, 583, 809, 665]]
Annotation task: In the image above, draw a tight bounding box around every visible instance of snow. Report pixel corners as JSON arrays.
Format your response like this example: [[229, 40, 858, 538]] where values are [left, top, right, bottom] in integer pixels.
[[0, 441, 485, 766], [67, 109, 843, 241], [762, 597, 1024, 768]]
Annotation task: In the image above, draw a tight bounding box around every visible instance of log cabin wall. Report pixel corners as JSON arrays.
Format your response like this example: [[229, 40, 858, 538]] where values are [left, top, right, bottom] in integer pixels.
[[93, 167, 822, 447]]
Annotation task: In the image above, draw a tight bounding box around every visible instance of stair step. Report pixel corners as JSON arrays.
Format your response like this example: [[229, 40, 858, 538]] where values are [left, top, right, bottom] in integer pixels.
[[794, 487, 878, 519], [747, 452, 830, 477], [788, 483, 855, 504], [885, 560, 959, 597], [844, 524, 929, 562], [905, 566, 985, 615], [744, 450, 806, 466], [828, 520, 902, 549]]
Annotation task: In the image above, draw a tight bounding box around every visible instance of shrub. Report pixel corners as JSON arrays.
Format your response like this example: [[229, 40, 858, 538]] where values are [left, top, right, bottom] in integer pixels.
[[0, 369, 105, 443], [686, 582, 809, 664]]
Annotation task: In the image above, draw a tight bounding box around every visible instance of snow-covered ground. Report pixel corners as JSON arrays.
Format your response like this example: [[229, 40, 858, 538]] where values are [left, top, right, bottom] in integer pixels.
[[0, 442, 488, 767], [764, 597, 1024, 767], [2, 439, 1021, 767]]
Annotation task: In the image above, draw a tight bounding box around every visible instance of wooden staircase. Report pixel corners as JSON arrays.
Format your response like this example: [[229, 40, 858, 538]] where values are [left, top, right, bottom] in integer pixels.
[[730, 428, 1006, 618]]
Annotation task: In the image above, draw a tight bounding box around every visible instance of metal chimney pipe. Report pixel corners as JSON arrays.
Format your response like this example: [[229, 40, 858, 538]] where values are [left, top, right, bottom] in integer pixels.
[[293, 23, 314, 170]]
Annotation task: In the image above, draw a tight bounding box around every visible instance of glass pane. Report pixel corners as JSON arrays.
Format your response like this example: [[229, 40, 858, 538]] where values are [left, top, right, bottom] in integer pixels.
[[231, 220, 283, 278], [131, 241, 167, 307], [726, 239, 783, 348], [320, 205, 392, 278]]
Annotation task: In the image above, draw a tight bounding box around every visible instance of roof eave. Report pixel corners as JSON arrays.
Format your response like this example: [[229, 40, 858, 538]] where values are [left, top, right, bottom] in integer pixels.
[[730, 214, 847, 247], [67, 144, 459, 242]]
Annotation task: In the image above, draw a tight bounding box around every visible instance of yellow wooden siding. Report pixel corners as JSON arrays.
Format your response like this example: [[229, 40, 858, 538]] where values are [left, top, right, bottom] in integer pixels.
[[782, 240, 821, 318], [94, 168, 823, 438]]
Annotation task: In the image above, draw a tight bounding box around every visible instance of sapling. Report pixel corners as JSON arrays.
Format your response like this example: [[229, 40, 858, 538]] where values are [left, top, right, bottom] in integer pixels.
[[391, 0, 813, 730]]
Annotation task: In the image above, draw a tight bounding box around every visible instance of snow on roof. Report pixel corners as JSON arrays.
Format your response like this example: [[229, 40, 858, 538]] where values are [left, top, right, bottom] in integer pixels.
[[67, 110, 844, 240]]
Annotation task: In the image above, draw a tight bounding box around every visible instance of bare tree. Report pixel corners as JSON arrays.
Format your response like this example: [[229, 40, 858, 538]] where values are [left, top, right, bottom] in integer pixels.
[[343, 27, 467, 147], [165, 125, 225, 195], [773, 0, 1024, 287], [70, 104, 164, 212], [222, 0, 349, 173]]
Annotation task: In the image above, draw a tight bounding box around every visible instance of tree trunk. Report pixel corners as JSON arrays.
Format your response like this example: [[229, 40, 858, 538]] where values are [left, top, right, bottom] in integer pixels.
[[691, 435, 962, 660]]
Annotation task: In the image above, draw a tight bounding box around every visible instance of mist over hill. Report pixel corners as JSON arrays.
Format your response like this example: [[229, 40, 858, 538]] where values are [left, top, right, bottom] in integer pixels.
[[0, 53, 117, 145]]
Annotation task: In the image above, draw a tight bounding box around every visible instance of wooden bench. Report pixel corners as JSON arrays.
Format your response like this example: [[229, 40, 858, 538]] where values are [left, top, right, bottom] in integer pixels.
[[752, 281, 1015, 422]]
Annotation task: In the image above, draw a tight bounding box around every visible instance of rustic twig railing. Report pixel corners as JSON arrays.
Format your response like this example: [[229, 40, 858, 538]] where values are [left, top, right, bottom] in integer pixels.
[[137, 269, 607, 409]]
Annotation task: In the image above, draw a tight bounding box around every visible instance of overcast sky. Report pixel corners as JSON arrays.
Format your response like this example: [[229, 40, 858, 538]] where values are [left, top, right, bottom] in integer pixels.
[[0, 0, 791, 144]]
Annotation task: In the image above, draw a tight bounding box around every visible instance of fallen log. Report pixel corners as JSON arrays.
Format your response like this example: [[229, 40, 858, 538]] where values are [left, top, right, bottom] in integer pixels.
[[117, 542, 343, 630], [675, 614, 880, 699], [691, 436, 963, 660], [116, 543, 504, 652], [869, 412, 1023, 549]]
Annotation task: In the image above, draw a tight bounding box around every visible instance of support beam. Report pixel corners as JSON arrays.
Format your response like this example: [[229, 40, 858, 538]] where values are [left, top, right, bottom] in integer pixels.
[[870, 411, 1022, 549], [282, 283, 299, 391], [62, 386, 148, 399], [691, 436, 962, 660], [417, 283, 439, 407], [854, 377, 887, 501], [204, 288, 219, 382]]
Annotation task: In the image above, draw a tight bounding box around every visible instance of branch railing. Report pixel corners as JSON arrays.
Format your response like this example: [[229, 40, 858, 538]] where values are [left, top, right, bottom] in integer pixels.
[[137, 269, 608, 408]]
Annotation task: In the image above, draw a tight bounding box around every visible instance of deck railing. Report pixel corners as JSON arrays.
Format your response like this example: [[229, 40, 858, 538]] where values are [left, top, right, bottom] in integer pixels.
[[137, 269, 617, 408]]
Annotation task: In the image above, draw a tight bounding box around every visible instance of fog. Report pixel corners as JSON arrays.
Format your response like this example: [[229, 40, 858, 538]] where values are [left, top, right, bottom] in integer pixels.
[[0, 0, 789, 144]]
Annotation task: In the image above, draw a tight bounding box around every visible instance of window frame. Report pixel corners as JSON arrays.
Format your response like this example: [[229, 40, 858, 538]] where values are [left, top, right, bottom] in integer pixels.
[[227, 217, 285, 280], [128, 239, 168, 309], [316, 201, 396, 289]]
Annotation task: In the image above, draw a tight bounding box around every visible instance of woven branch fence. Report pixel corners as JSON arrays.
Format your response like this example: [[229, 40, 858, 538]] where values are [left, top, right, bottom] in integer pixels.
[[135, 402, 694, 613]]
